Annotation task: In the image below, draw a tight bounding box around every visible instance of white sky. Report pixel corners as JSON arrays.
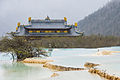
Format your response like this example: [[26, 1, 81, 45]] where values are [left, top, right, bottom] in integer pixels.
[[0, 0, 111, 36]]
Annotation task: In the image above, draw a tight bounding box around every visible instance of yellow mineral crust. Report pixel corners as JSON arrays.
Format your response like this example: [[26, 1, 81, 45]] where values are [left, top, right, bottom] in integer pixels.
[[43, 63, 85, 71], [22, 58, 54, 64], [88, 69, 120, 80], [97, 50, 120, 55], [51, 73, 59, 77]]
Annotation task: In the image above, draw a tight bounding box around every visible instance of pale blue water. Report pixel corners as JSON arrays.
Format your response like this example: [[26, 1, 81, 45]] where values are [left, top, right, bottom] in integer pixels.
[[0, 46, 120, 80]]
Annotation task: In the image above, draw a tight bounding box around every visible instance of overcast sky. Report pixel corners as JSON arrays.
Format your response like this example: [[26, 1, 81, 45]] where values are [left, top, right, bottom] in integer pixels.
[[0, 0, 111, 36]]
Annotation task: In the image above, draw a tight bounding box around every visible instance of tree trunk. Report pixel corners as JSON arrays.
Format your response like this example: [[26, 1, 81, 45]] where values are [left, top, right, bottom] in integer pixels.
[[11, 53, 15, 62]]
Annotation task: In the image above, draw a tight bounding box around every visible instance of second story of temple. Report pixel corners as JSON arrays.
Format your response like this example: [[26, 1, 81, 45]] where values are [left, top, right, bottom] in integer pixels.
[[15, 16, 81, 37]]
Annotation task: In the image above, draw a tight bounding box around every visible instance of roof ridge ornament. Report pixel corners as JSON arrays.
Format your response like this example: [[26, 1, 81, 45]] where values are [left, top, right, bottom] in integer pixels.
[[45, 16, 50, 20], [64, 17, 67, 22], [28, 17, 31, 22]]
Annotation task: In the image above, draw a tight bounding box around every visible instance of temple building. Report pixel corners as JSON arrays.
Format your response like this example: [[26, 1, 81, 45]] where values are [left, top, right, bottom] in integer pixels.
[[14, 16, 82, 37]]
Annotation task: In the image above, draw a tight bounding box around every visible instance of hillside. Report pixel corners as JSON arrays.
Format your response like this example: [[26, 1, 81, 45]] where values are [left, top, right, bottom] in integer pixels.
[[28, 36, 120, 48], [78, 0, 120, 36]]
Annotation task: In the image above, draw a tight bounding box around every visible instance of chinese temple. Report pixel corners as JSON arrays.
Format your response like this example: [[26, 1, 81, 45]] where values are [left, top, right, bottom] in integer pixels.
[[14, 16, 81, 37]]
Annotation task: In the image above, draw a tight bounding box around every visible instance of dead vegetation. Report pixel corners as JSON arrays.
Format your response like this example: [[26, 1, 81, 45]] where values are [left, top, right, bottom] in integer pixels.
[[30, 35, 120, 48]]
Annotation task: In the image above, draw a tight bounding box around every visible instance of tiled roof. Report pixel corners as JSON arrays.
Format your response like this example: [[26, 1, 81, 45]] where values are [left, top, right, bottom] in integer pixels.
[[31, 19, 65, 23], [26, 20, 68, 29]]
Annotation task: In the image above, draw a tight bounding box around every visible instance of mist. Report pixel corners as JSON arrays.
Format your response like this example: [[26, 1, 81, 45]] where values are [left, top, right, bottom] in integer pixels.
[[0, 0, 110, 36]]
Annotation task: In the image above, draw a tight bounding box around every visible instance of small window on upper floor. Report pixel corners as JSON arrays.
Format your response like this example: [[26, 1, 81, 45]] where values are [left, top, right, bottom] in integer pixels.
[[52, 31, 55, 33], [64, 30, 68, 33], [56, 30, 61, 33], [48, 31, 52, 33], [45, 31, 49, 33], [29, 30, 33, 33], [36, 30, 40, 33]]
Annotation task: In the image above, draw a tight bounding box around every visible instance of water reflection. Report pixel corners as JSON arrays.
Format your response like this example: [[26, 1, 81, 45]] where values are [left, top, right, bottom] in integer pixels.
[[0, 63, 52, 80]]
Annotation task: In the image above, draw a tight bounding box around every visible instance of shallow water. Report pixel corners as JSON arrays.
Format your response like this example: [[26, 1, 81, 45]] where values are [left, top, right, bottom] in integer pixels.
[[0, 62, 53, 80], [0, 46, 120, 80]]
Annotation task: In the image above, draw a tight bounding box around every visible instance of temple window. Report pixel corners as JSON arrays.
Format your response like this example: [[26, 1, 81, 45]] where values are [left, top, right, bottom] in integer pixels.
[[41, 31, 44, 33], [57, 30, 61, 33], [64, 30, 68, 33], [29, 30, 33, 33], [45, 31, 49, 33], [36, 30, 40, 33], [52, 31, 55, 33], [48, 31, 52, 33]]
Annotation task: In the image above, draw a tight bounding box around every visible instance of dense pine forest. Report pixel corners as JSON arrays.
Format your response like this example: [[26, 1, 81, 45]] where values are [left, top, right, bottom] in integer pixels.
[[78, 0, 120, 36]]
